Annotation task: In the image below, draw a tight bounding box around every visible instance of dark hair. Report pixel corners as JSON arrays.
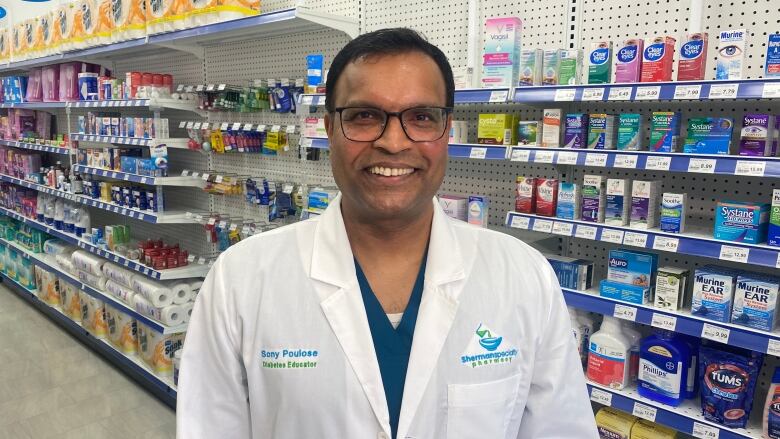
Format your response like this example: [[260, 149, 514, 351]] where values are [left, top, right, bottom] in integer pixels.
[[325, 28, 455, 112]]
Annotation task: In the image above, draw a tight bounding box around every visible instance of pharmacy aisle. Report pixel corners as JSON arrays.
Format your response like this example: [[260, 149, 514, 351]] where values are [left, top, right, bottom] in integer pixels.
[[0, 282, 175, 439]]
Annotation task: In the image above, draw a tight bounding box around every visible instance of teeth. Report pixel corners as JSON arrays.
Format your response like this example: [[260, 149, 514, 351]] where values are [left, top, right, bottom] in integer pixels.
[[369, 166, 414, 176]]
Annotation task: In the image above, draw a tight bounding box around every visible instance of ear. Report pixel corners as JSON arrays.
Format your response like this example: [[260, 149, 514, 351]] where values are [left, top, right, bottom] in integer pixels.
[[324, 112, 334, 139]]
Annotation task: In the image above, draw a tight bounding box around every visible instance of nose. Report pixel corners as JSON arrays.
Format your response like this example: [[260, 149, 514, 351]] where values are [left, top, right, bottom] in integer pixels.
[[373, 114, 412, 154]]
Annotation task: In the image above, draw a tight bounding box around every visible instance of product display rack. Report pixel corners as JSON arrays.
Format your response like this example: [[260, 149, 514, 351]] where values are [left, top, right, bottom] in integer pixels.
[[0, 139, 72, 155], [0, 98, 200, 112], [70, 134, 191, 149], [71, 165, 207, 187]]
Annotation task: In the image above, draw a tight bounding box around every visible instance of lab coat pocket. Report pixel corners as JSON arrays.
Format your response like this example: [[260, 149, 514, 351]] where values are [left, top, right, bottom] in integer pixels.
[[446, 373, 521, 439]]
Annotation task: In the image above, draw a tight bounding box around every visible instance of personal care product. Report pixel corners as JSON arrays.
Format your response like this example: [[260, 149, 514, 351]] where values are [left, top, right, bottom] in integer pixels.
[[556, 182, 580, 220], [438, 195, 468, 221], [546, 254, 593, 290], [594, 407, 637, 439], [767, 34, 780, 77], [739, 114, 775, 156], [587, 41, 613, 84], [579, 313, 596, 366], [630, 180, 660, 229], [638, 330, 691, 407], [732, 273, 780, 331], [763, 367, 780, 439], [654, 267, 689, 311], [563, 113, 589, 149], [517, 49, 543, 86], [587, 114, 615, 149], [482, 17, 523, 88], [467, 196, 490, 228], [616, 113, 642, 150], [581, 175, 606, 223], [714, 200, 770, 244], [614, 38, 644, 83], [599, 280, 651, 305], [692, 265, 740, 323], [631, 419, 677, 439], [542, 49, 561, 85], [660, 193, 687, 233], [622, 321, 641, 381], [569, 308, 586, 360], [587, 316, 632, 390], [649, 112, 681, 152], [677, 32, 709, 81], [770, 189, 780, 247], [515, 177, 536, 213], [306, 54, 324, 93], [534, 178, 558, 217], [541, 109, 562, 148], [607, 248, 658, 289], [605, 178, 630, 226], [716, 29, 748, 80], [699, 344, 764, 428], [641, 36, 676, 82], [683, 117, 734, 155], [558, 49, 582, 85], [478, 114, 517, 145], [517, 121, 539, 145]]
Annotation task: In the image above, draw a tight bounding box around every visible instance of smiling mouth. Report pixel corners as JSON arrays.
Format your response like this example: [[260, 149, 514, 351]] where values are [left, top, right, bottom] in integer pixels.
[[367, 166, 416, 177]]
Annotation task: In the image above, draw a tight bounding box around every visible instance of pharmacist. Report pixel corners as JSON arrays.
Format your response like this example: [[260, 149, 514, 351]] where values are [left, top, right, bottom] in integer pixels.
[[177, 28, 597, 439]]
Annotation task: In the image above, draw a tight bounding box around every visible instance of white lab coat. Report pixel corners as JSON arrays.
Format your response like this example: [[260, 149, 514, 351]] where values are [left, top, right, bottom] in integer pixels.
[[177, 195, 599, 439]]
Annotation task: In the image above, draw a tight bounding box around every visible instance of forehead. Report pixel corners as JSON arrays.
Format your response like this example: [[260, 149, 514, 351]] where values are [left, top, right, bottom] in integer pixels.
[[333, 51, 447, 109]]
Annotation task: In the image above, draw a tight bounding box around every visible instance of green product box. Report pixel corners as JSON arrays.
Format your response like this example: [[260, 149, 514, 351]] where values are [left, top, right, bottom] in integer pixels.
[[559, 49, 583, 85], [517, 121, 539, 145], [617, 113, 643, 150], [478, 114, 518, 145]]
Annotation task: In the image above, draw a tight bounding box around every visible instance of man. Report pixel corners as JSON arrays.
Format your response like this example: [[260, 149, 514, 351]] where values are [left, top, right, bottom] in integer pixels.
[[178, 28, 598, 438]]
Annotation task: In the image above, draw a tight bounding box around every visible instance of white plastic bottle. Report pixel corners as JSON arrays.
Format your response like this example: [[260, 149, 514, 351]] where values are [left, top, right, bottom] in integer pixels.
[[587, 316, 632, 390], [764, 366, 780, 438], [578, 312, 596, 365], [621, 320, 641, 383], [569, 308, 586, 361]]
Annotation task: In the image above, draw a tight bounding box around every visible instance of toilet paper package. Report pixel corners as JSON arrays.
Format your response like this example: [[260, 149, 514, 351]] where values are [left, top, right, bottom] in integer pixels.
[[182, 302, 194, 323], [72, 250, 105, 276], [167, 281, 194, 305], [132, 277, 175, 307], [12, 24, 29, 62], [53, 3, 76, 53], [78, 269, 108, 291], [94, 0, 116, 46], [136, 321, 184, 376], [105, 303, 138, 354], [56, 253, 78, 276], [80, 294, 108, 338], [187, 0, 220, 28], [133, 294, 185, 326], [105, 279, 136, 304], [189, 280, 203, 294], [71, 0, 97, 50], [60, 280, 82, 322], [146, 0, 190, 35], [111, 0, 148, 43], [0, 29, 10, 63], [102, 262, 135, 288], [39, 269, 61, 306]]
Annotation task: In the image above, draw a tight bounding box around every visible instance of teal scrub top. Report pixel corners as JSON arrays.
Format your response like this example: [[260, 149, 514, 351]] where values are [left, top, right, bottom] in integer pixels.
[[355, 251, 427, 439]]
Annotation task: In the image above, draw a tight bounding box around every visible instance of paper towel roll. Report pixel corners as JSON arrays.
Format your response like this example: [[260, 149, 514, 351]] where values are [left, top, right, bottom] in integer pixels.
[[105, 279, 136, 304], [181, 302, 194, 324], [132, 294, 185, 326], [101, 263, 135, 289], [105, 303, 138, 354], [132, 277, 174, 308], [80, 294, 108, 338], [60, 281, 82, 322], [136, 320, 184, 376], [77, 270, 108, 290], [168, 282, 193, 305], [72, 250, 105, 276]]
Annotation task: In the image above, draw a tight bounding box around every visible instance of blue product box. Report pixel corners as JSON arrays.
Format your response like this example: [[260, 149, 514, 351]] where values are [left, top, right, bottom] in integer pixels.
[[692, 265, 740, 323], [683, 117, 734, 155], [766, 34, 780, 77], [607, 248, 659, 288], [546, 254, 594, 290], [714, 200, 770, 244], [599, 279, 651, 305], [306, 54, 324, 90], [555, 182, 580, 220], [732, 273, 780, 331], [120, 156, 138, 174]]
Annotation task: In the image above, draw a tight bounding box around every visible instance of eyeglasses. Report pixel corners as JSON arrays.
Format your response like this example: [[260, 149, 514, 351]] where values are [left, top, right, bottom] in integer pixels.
[[333, 106, 453, 142]]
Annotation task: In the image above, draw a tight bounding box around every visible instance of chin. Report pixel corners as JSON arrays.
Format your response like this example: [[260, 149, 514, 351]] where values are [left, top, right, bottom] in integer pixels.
[[358, 193, 430, 220]]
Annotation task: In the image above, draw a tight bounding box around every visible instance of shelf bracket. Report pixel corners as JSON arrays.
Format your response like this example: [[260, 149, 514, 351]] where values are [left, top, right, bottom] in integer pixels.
[[152, 42, 205, 60]]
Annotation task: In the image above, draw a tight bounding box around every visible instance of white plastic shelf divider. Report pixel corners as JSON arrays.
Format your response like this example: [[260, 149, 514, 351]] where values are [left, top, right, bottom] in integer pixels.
[[0, 139, 72, 155], [0, 207, 209, 280], [70, 134, 191, 150], [72, 165, 207, 187], [504, 211, 780, 270]]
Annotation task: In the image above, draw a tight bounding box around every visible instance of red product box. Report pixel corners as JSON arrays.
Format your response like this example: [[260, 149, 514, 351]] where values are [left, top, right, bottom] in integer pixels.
[[515, 176, 536, 213], [640, 36, 676, 82], [534, 178, 559, 216]]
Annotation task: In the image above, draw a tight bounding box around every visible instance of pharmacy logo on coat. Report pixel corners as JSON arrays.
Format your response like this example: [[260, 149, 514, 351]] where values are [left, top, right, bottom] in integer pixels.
[[460, 323, 518, 368]]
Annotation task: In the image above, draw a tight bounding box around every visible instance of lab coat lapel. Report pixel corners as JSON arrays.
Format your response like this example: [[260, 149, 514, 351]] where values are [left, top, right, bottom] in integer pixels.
[[396, 200, 466, 439], [310, 195, 392, 436]]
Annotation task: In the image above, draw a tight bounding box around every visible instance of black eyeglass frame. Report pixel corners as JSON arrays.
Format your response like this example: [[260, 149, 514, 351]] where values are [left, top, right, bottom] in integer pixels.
[[332, 106, 454, 142]]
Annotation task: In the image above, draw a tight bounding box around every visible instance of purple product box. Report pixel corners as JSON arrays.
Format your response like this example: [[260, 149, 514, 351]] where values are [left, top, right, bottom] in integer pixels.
[[564, 113, 589, 149], [740, 113, 775, 156], [615, 38, 644, 83]]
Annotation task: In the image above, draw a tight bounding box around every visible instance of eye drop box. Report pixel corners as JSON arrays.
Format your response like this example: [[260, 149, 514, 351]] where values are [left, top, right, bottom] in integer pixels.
[[468, 196, 490, 228], [556, 182, 580, 220], [587, 114, 615, 149], [714, 201, 770, 244], [617, 113, 642, 150], [438, 195, 468, 221], [677, 32, 709, 81], [478, 114, 517, 145], [542, 49, 561, 85], [683, 117, 734, 155], [649, 112, 681, 152], [534, 178, 558, 217], [515, 176, 536, 213], [767, 34, 780, 77], [605, 178, 631, 226], [482, 17, 523, 88], [654, 267, 690, 311], [581, 175, 606, 223], [607, 249, 659, 289], [641, 36, 676, 82], [630, 180, 660, 229], [546, 254, 594, 290], [559, 49, 583, 85], [732, 273, 780, 331], [517, 121, 539, 145], [660, 193, 687, 233], [588, 41, 613, 84], [614, 38, 644, 83], [692, 265, 740, 323], [564, 113, 589, 149], [739, 114, 774, 156], [770, 189, 780, 247], [518, 49, 543, 86], [600, 280, 652, 305], [716, 29, 747, 80], [542, 109, 562, 148]]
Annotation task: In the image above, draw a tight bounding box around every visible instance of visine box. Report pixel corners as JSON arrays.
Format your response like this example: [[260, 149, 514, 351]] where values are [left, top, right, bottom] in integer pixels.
[[478, 114, 517, 145], [556, 182, 580, 220], [677, 32, 709, 81], [767, 34, 780, 77], [660, 192, 687, 233], [482, 17, 523, 88], [564, 113, 589, 148], [581, 175, 606, 223], [439, 195, 468, 221], [515, 177, 536, 213], [692, 265, 740, 323], [739, 114, 775, 156], [588, 41, 613, 84], [587, 114, 616, 149], [534, 178, 559, 217], [517, 121, 539, 145], [770, 189, 780, 247], [617, 113, 642, 150], [614, 38, 644, 83], [542, 109, 562, 148], [607, 248, 659, 288], [600, 280, 652, 305], [542, 49, 561, 85], [654, 267, 690, 311], [649, 112, 681, 152], [559, 49, 582, 85], [641, 36, 676, 82], [732, 273, 780, 331], [467, 196, 490, 228], [630, 180, 660, 229], [714, 200, 770, 244], [683, 117, 734, 155], [518, 49, 543, 85], [546, 254, 594, 290], [716, 29, 747, 80], [605, 178, 631, 226]]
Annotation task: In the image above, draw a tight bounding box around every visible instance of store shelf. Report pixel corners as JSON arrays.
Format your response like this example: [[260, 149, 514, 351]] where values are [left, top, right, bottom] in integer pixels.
[[70, 134, 191, 150], [0, 101, 69, 109], [72, 165, 206, 187], [0, 98, 200, 112], [513, 78, 780, 103], [0, 272, 177, 407], [563, 288, 780, 356], [0, 206, 209, 280], [448, 143, 509, 160], [507, 146, 780, 178], [300, 94, 326, 106], [455, 87, 511, 104], [0, 139, 72, 155], [301, 137, 331, 149], [586, 382, 759, 439], [505, 212, 780, 269]]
